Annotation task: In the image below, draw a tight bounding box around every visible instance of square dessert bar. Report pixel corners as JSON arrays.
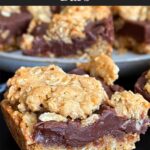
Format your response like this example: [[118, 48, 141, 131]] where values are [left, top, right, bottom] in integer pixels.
[[1, 54, 150, 150], [21, 6, 114, 58], [112, 6, 150, 53], [0, 6, 60, 51], [0, 6, 32, 51], [135, 70, 150, 102]]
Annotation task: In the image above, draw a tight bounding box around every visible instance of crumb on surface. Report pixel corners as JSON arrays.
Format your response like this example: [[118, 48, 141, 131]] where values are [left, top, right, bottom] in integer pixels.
[[78, 54, 119, 85]]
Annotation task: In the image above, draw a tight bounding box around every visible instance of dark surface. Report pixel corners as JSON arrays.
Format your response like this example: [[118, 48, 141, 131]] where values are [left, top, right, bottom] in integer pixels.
[[0, 70, 149, 150]]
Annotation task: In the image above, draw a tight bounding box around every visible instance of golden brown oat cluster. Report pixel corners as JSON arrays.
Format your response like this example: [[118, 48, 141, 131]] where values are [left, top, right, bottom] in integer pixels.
[[114, 37, 150, 54], [113, 6, 150, 21], [78, 54, 119, 85], [110, 91, 150, 120], [6, 65, 107, 119], [45, 6, 111, 43], [27, 6, 52, 23], [0, 6, 21, 15]]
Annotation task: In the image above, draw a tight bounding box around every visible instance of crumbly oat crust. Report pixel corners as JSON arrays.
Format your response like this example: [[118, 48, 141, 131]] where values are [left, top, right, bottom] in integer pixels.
[[112, 6, 150, 21], [84, 38, 113, 57], [78, 54, 119, 85], [62, 6, 110, 20], [1, 101, 140, 150], [144, 70, 150, 94], [45, 6, 111, 43], [6, 65, 107, 119], [110, 91, 150, 120], [114, 36, 150, 54], [27, 6, 52, 23], [0, 6, 21, 16]]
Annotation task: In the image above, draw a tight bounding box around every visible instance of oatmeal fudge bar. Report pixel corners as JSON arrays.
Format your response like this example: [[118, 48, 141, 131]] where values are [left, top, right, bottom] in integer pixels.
[[0, 6, 32, 51], [20, 6, 62, 53], [135, 70, 150, 101], [112, 6, 150, 53], [0, 6, 60, 51], [1, 63, 150, 150], [21, 6, 114, 58]]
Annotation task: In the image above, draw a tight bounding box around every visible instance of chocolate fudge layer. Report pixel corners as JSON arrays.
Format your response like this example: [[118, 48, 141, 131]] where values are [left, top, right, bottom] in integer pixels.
[[135, 71, 150, 102], [117, 20, 150, 43], [112, 6, 150, 53], [0, 6, 32, 50], [34, 104, 148, 147], [21, 6, 114, 58]]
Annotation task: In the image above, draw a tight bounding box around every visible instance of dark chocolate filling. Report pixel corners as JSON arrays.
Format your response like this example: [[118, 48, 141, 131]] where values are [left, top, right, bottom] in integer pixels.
[[135, 71, 150, 101], [0, 8, 32, 46], [116, 19, 150, 43], [33, 105, 148, 147], [23, 16, 114, 57], [51, 6, 62, 13], [31, 23, 49, 37]]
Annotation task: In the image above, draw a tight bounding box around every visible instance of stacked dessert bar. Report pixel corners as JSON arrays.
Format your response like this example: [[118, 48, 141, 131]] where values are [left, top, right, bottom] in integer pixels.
[[0, 6, 61, 51], [0, 6, 32, 51], [21, 6, 114, 58], [112, 6, 150, 53], [1, 54, 149, 150]]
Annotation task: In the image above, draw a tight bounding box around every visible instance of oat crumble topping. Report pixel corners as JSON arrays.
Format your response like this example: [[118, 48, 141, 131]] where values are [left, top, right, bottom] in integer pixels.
[[110, 91, 150, 120], [27, 6, 52, 23], [0, 6, 21, 16], [45, 6, 111, 43], [5, 65, 107, 120], [78, 54, 119, 85], [113, 6, 150, 21]]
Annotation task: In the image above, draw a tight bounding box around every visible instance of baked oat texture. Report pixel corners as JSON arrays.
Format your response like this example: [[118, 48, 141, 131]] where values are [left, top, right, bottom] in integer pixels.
[[46, 6, 111, 43], [5, 65, 107, 119], [78, 54, 119, 85], [21, 6, 113, 58], [110, 91, 150, 120], [114, 36, 150, 54], [144, 70, 150, 94], [112, 6, 150, 21], [1, 101, 140, 150], [27, 6, 52, 23], [0, 6, 21, 15]]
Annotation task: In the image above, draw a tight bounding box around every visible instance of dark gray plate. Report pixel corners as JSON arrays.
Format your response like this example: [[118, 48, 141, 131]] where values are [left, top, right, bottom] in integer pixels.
[[0, 51, 150, 75]]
